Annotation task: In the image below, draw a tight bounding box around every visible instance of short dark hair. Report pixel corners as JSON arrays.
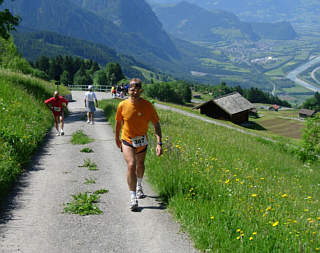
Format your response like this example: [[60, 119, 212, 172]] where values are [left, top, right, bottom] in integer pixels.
[[129, 78, 142, 88]]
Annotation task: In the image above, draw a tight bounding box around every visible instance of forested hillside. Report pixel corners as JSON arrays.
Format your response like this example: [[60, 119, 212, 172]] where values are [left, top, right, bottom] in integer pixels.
[[12, 28, 148, 79]]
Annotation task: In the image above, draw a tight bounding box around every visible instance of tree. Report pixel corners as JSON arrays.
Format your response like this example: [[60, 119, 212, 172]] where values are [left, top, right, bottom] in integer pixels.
[[74, 64, 92, 88], [105, 62, 124, 85], [93, 69, 107, 88], [60, 70, 73, 86], [0, 0, 20, 40], [35, 56, 50, 74]]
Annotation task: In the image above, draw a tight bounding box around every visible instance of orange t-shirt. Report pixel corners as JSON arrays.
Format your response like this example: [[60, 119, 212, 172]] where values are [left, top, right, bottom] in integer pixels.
[[115, 98, 159, 143]]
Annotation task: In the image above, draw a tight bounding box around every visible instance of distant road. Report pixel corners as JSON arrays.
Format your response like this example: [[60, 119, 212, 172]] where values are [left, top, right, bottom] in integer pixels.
[[286, 56, 320, 92], [311, 66, 320, 84]]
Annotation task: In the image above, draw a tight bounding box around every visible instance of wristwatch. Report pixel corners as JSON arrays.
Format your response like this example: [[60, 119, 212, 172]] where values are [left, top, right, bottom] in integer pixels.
[[157, 142, 162, 146]]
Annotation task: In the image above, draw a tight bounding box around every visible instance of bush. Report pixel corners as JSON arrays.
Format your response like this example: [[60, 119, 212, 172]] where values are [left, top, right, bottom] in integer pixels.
[[299, 115, 320, 162]]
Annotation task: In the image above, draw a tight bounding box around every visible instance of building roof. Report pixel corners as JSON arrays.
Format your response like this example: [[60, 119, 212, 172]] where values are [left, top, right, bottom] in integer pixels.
[[193, 92, 254, 115], [299, 109, 316, 116]]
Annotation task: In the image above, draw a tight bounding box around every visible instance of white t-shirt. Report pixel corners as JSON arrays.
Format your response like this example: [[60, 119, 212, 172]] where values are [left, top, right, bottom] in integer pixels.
[[85, 91, 97, 102]]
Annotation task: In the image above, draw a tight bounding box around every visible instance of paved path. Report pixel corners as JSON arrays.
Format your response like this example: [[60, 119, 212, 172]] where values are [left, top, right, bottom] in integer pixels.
[[0, 91, 198, 253]]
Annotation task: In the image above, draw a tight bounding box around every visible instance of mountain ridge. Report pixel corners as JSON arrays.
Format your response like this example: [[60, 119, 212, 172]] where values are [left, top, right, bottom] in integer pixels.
[[153, 1, 297, 42]]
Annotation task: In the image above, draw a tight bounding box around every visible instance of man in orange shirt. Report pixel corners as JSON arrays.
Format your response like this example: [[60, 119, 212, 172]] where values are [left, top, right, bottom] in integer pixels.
[[115, 78, 163, 211]]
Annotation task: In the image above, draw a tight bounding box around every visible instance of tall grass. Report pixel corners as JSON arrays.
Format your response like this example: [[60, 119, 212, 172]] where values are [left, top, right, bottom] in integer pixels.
[[101, 99, 320, 253], [0, 70, 69, 199]]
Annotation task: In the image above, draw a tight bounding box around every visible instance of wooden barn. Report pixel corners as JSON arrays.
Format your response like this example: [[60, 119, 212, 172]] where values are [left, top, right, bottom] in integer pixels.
[[193, 92, 254, 124], [299, 109, 316, 118]]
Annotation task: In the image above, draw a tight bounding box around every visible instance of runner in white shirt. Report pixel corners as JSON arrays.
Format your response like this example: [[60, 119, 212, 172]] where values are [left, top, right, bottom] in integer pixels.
[[84, 85, 98, 124]]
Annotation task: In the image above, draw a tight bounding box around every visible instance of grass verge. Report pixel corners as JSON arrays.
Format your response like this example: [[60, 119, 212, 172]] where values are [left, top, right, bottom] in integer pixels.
[[0, 70, 70, 200], [100, 99, 320, 253]]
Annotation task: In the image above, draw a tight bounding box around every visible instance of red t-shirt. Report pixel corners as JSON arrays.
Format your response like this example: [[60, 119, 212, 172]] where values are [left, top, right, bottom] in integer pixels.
[[45, 96, 68, 114]]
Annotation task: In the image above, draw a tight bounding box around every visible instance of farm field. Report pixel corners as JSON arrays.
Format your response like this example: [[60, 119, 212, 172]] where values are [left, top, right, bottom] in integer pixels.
[[100, 99, 320, 253], [250, 109, 305, 139]]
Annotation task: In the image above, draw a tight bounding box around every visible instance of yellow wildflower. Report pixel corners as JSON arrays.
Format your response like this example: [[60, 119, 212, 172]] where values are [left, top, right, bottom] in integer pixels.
[[252, 232, 257, 235], [272, 221, 279, 227], [251, 193, 257, 197], [225, 179, 230, 184], [281, 193, 288, 198], [249, 237, 253, 241], [236, 229, 241, 232], [266, 206, 272, 211], [210, 216, 214, 220]]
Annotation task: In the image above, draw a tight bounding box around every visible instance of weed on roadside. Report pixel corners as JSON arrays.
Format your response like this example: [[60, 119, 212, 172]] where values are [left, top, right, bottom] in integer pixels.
[[94, 189, 108, 194], [71, 130, 94, 145], [63, 192, 102, 215], [80, 147, 94, 153], [84, 177, 96, 184], [78, 158, 98, 171]]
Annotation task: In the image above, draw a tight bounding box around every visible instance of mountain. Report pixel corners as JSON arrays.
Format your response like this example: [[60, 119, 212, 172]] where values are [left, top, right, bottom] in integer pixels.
[[153, 1, 259, 42], [1, 0, 179, 67], [251, 22, 297, 40], [147, 0, 319, 26], [153, 2, 297, 43]]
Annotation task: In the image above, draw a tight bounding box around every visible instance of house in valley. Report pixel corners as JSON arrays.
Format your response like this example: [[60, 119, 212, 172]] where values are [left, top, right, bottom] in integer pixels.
[[193, 92, 254, 124], [299, 109, 316, 118]]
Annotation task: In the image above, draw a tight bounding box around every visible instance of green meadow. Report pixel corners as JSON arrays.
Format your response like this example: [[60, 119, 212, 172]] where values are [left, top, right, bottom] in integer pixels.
[[0, 69, 69, 199], [101, 99, 320, 253]]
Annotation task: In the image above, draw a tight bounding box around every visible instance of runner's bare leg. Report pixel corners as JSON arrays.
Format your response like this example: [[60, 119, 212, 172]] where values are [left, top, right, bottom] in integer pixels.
[[136, 151, 147, 179], [122, 144, 137, 191]]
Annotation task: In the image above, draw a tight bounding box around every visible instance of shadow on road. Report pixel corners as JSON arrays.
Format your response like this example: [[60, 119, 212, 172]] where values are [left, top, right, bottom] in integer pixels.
[[0, 131, 54, 225]]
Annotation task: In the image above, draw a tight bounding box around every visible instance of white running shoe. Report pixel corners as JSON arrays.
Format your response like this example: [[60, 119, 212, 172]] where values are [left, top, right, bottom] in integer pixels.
[[87, 120, 90, 124], [130, 198, 138, 211], [90, 121, 94, 125], [56, 131, 60, 136], [136, 186, 145, 199], [60, 129, 64, 136]]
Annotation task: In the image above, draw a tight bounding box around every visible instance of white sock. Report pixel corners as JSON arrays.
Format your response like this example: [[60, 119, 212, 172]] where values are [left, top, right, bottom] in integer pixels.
[[137, 177, 143, 187], [130, 191, 136, 199]]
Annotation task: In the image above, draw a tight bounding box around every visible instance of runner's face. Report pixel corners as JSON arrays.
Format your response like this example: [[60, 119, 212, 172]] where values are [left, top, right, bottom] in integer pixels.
[[128, 84, 142, 98]]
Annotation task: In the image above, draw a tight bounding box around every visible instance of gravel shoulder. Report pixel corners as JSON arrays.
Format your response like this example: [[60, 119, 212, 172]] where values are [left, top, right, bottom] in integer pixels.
[[0, 91, 198, 253]]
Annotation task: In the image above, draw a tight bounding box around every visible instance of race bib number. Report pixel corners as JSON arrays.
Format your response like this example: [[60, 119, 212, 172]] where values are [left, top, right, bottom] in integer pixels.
[[132, 135, 148, 148], [53, 107, 61, 112]]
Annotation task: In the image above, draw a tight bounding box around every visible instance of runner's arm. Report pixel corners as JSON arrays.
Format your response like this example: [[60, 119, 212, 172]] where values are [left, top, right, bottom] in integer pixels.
[[115, 120, 122, 148], [154, 122, 163, 156]]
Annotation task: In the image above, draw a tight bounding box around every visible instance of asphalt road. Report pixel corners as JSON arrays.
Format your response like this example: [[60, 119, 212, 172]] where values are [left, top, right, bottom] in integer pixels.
[[0, 91, 198, 253]]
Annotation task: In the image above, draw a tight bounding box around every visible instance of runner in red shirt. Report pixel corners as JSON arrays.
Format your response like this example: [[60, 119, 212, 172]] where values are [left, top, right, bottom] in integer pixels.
[[45, 91, 69, 136]]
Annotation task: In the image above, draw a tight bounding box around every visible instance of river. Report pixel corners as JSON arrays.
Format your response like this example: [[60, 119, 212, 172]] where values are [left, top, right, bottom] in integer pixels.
[[286, 56, 320, 92]]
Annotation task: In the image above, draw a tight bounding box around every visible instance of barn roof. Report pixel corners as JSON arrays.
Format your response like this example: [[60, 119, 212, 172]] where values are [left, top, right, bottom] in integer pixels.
[[193, 92, 254, 115], [299, 108, 315, 116]]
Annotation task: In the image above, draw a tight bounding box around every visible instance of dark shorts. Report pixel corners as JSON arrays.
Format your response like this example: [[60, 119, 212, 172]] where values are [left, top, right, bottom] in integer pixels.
[[122, 139, 148, 154], [53, 110, 63, 117]]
